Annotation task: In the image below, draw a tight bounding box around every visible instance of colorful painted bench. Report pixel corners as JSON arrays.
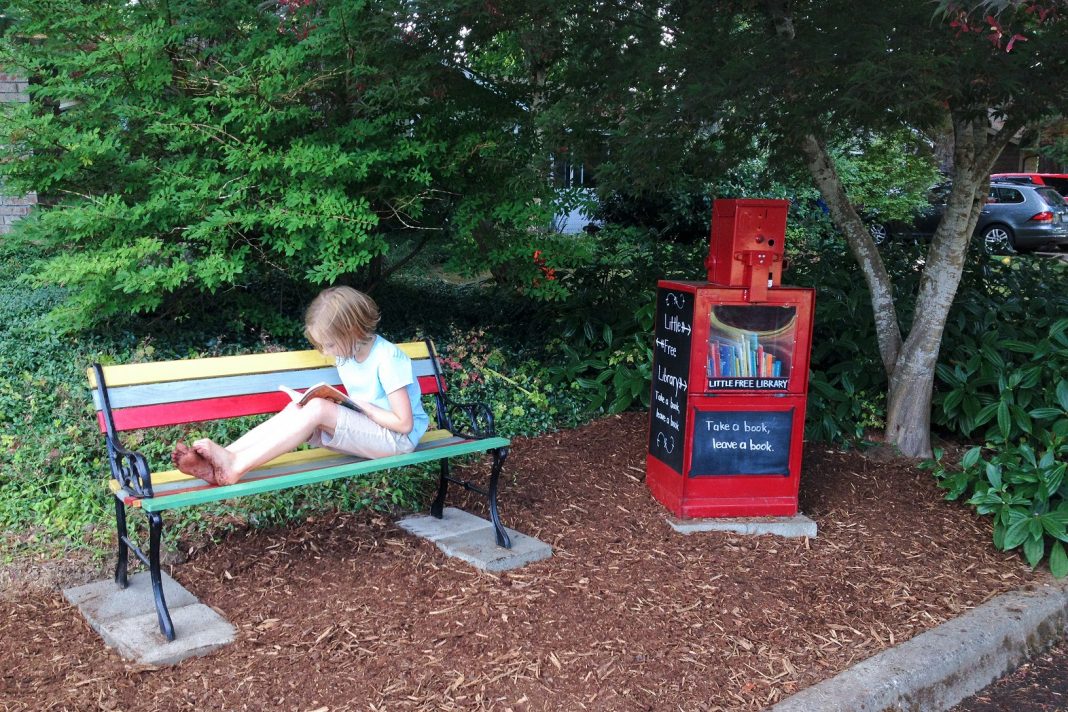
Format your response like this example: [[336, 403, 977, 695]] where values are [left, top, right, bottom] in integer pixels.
[[88, 339, 511, 641]]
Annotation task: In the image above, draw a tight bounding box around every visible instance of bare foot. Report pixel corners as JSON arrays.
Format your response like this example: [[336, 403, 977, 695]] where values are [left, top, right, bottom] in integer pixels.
[[193, 439, 242, 485], [171, 442, 217, 485]]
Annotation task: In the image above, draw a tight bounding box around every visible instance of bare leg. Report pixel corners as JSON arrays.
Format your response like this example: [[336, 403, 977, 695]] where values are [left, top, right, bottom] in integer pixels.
[[226, 402, 302, 454], [193, 398, 339, 485]]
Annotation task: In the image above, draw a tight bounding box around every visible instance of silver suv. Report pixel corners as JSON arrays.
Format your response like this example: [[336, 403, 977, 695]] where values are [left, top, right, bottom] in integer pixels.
[[979, 182, 1068, 253], [866, 182, 1068, 253]]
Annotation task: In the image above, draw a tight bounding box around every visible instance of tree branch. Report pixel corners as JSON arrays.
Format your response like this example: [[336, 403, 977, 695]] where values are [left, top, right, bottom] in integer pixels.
[[798, 135, 903, 373], [375, 230, 434, 283]]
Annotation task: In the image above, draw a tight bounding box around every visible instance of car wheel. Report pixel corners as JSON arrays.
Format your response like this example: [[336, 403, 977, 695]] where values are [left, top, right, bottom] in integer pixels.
[[981, 224, 1016, 255], [867, 222, 890, 245]]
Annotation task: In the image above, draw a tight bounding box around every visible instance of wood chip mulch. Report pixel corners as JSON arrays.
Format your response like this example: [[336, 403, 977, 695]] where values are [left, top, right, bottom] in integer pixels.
[[0, 413, 1039, 711]]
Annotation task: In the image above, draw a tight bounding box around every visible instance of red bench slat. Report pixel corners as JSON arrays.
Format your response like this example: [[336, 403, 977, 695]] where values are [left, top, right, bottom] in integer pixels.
[[97, 374, 443, 432]]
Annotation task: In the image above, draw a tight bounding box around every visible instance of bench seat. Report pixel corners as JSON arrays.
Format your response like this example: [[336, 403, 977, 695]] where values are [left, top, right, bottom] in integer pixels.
[[109, 430, 510, 511]]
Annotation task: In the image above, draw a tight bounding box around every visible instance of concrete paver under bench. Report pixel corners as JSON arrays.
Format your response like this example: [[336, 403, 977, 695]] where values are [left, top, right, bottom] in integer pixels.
[[63, 572, 235, 666], [398, 507, 553, 572]]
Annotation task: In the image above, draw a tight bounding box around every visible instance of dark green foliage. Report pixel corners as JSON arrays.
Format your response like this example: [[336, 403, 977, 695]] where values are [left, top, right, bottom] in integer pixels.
[[596, 189, 712, 244], [0, 0, 556, 331], [0, 240, 592, 556], [542, 225, 703, 414], [437, 327, 586, 437], [788, 252, 887, 443], [926, 256, 1068, 574]]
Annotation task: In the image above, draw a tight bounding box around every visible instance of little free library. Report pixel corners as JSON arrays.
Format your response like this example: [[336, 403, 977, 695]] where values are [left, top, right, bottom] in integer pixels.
[[647, 199, 815, 519]]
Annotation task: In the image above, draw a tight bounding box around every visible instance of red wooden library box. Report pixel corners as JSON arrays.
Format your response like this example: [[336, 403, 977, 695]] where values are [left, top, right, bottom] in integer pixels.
[[647, 199, 815, 518]]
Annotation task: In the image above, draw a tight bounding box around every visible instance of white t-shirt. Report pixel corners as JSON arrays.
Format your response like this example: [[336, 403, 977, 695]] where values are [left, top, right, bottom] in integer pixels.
[[335, 336, 430, 446]]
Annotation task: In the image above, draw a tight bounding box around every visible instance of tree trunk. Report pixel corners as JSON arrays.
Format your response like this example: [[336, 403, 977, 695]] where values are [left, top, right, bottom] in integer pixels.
[[883, 209, 975, 456], [883, 113, 1021, 457], [798, 135, 903, 374]]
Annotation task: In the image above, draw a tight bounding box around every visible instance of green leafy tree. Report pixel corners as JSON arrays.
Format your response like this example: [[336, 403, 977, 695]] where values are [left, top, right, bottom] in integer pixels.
[[405, 0, 604, 299], [544, 0, 1068, 457], [0, 0, 558, 328], [766, 1, 1068, 458]]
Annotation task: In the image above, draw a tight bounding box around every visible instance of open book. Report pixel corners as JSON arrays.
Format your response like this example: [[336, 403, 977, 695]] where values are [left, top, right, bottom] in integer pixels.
[[278, 383, 362, 412]]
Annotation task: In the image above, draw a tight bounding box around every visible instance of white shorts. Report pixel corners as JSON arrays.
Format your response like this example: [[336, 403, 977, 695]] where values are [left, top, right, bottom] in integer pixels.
[[308, 406, 416, 459]]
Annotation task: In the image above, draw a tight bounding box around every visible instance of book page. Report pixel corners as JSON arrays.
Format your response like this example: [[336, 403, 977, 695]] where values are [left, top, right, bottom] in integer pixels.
[[278, 384, 302, 402], [278, 382, 360, 411]]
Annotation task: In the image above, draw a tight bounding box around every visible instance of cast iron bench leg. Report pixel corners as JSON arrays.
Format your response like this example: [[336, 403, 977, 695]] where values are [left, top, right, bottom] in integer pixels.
[[114, 498, 129, 589], [488, 447, 511, 549], [430, 459, 449, 519], [148, 512, 176, 642]]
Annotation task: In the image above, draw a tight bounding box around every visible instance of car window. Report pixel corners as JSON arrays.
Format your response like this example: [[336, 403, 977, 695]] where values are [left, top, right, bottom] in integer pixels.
[[994, 187, 1024, 204], [1044, 178, 1068, 197], [1035, 187, 1066, 207]]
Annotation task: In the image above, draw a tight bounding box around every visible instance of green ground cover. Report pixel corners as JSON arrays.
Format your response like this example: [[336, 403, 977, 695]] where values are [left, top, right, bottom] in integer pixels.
[[0, 234, 1065, 572], [0, 245, 587, 563]]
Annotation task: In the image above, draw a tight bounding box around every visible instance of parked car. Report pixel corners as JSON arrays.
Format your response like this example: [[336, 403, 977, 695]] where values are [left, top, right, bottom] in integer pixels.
[[865, 182, 1068, 253], [990, 173, 1068, 201]]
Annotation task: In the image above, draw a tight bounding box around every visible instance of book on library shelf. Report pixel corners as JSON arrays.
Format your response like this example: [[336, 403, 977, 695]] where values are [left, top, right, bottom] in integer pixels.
[[708, 334, 785, 379], [278, 383, 361, 412]]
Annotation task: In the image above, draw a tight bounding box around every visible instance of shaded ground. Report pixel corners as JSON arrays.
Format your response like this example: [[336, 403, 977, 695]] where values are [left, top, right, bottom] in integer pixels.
[[952, 635, 1068, 712], [0, 413, 1038, 711]]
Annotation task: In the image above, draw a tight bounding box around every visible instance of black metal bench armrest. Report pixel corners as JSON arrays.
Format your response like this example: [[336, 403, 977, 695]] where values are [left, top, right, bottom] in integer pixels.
[[443, 398, 497, 439], [106, 435, 155, 498]]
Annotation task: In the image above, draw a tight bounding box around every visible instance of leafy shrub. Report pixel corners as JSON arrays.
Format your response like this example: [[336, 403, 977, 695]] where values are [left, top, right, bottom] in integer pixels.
[[0, 0, 553, 332], [437, 327, 586, 437], [924, 256, 1068, 573], [784, 243, 898, 443], [539, 224, 702, 415], [546, 309, 655, 415]]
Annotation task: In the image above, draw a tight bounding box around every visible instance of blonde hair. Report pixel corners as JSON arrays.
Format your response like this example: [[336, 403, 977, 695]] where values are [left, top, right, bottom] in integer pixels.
[[304, 286, 381, 358]]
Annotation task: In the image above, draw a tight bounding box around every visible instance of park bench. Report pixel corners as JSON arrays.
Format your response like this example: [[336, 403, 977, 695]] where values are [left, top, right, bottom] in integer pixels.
[[88, 339, 511, 642]]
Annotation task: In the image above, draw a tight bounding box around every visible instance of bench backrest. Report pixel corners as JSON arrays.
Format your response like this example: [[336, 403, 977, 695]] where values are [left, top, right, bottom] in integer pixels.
[[88, 340, 446, 434]]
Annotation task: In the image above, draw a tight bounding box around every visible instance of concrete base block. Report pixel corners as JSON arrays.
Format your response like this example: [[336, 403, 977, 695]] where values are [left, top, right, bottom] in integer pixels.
[[399, 507, 553, 572], [63, 571, 198, 621], [396, 507, 494, 542], [667, 513, 818, 539], [103, 604, 236, 667], [64, 572, 235, 665]]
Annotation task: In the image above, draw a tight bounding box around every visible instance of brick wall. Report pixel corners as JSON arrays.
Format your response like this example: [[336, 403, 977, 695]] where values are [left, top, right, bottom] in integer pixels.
[[0, 72, 36, 234]]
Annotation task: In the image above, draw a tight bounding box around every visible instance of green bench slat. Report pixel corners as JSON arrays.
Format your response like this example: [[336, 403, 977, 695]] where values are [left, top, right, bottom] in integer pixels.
[[138, 436, 510, 512], [142, 435, 470, 497]]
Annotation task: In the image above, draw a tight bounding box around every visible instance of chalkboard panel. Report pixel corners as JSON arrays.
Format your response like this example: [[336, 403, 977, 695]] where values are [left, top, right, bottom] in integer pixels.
[[648, 287, 694, 474], [690, 409, 794, 477]]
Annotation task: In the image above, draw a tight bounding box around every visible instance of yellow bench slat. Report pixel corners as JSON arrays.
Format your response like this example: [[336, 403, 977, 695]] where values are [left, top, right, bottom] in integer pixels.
[[88, 342, 433, 387]]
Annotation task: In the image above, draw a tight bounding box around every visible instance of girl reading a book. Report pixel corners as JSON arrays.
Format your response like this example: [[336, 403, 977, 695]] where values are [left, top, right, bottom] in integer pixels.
[[172, 287, 430, 486]]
